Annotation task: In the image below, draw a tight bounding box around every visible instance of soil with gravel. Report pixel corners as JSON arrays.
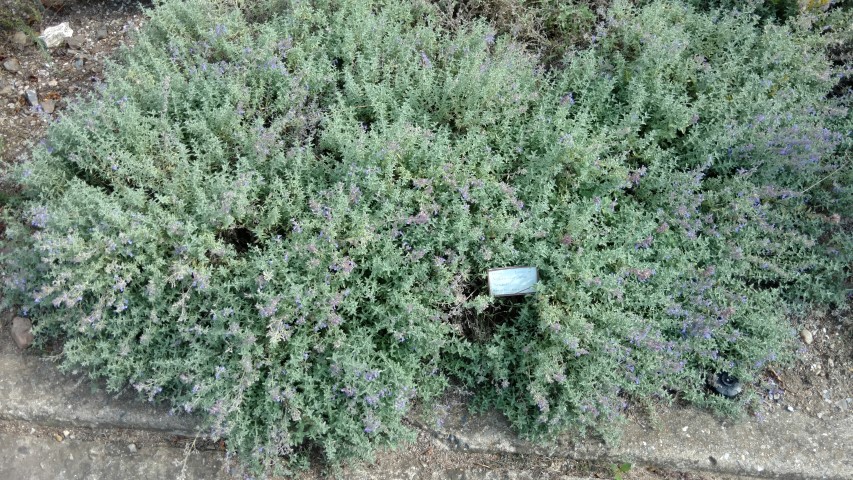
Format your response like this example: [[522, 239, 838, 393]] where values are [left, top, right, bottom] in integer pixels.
[[1, 2, 851, 479], [772, 310, 853, 421], [1, 0, 149, 165]]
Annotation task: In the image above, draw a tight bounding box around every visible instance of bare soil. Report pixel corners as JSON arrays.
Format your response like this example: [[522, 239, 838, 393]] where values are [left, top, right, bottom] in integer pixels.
[[771, 309, 853, 421], [1, 0, 149, 164]]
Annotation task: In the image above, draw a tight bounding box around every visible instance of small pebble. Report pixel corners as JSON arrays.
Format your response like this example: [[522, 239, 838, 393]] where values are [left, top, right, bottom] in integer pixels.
[[12, 32, 28, 45], [73, 58, 85, 69], [66, 35, 85, 49], [24, 89, 38, 106], [800, 329, 813, 345], [3, 58, 21, 73], [40, 99, 55, 114], [62, 430, 70, 437], [47, 80, 58, 87], [787, 405, 795, 412], [11, 316, 34, 348], [97, 27, 108, 40], [128, 443, 137, 453]]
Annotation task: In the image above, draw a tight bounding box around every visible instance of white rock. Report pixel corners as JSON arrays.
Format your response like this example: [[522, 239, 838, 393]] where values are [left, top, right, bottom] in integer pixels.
[[39, 22, 74, 49]]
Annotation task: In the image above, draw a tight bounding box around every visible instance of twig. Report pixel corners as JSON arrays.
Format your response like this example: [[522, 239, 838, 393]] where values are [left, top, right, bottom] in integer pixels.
[[799, 156, 851, 195], [768, 367, 788, 391], [177, 434, 199, 480]]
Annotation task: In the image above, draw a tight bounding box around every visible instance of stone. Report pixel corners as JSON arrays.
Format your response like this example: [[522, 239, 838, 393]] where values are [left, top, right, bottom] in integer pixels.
[[11, 32, 28, 45], [786, 405, 795, 412], [24, 89, 38, 106], [128, 444, 137, 453], [73, 58, 84, 69], [40, 99, 55, 114], [47, 80, 58, 87], [3, 58, 21, 73], [10, 317, 34, 349], [800, 329, 813, 345], [96, 27, 108, 40], [66, 35, 85, 49], [39, 22, 74, 49]]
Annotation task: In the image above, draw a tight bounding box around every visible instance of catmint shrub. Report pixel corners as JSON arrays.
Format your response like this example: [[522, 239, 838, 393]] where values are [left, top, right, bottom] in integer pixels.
[[1, 0, 849, 476]]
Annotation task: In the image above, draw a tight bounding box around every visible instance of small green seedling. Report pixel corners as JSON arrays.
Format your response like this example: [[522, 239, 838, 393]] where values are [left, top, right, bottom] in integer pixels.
[[611, 462, 632, 480]]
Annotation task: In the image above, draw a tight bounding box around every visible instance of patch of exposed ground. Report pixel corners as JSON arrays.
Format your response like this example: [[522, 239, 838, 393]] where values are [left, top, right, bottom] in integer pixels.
[[1, 0, 150, 165], [770, 309, 853, 420]]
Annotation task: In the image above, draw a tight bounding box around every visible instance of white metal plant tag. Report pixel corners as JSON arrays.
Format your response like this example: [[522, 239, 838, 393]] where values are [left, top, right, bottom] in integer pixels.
[[488, 266, 538, 297]]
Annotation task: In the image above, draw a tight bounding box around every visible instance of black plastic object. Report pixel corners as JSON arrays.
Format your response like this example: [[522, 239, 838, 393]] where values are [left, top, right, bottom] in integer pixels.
[[708, 372, 742, 398]]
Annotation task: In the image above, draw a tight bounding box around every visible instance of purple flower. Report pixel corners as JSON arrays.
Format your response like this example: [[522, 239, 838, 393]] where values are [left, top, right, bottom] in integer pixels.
[[363, 415, 381, 433], [406, 211, 430, 225], [29, 206, 49, 228], [533, 393, 549, 413], [420, 51, 432, 68], [635, 235, 653, 249], [114, 298, 128, 312], [627, 166, 647, 186], [257, 297, 280, 318], [349, 185, 361, 204], [634, 268, 654, 281]]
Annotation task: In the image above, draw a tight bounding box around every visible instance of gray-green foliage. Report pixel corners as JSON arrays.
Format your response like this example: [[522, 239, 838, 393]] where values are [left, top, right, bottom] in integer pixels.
[[1, 0, 850, 476], [0, 0, 42, 32]]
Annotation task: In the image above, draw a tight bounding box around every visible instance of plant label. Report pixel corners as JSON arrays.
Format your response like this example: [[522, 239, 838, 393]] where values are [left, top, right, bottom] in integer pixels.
[[488, 266, 538, 296]]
